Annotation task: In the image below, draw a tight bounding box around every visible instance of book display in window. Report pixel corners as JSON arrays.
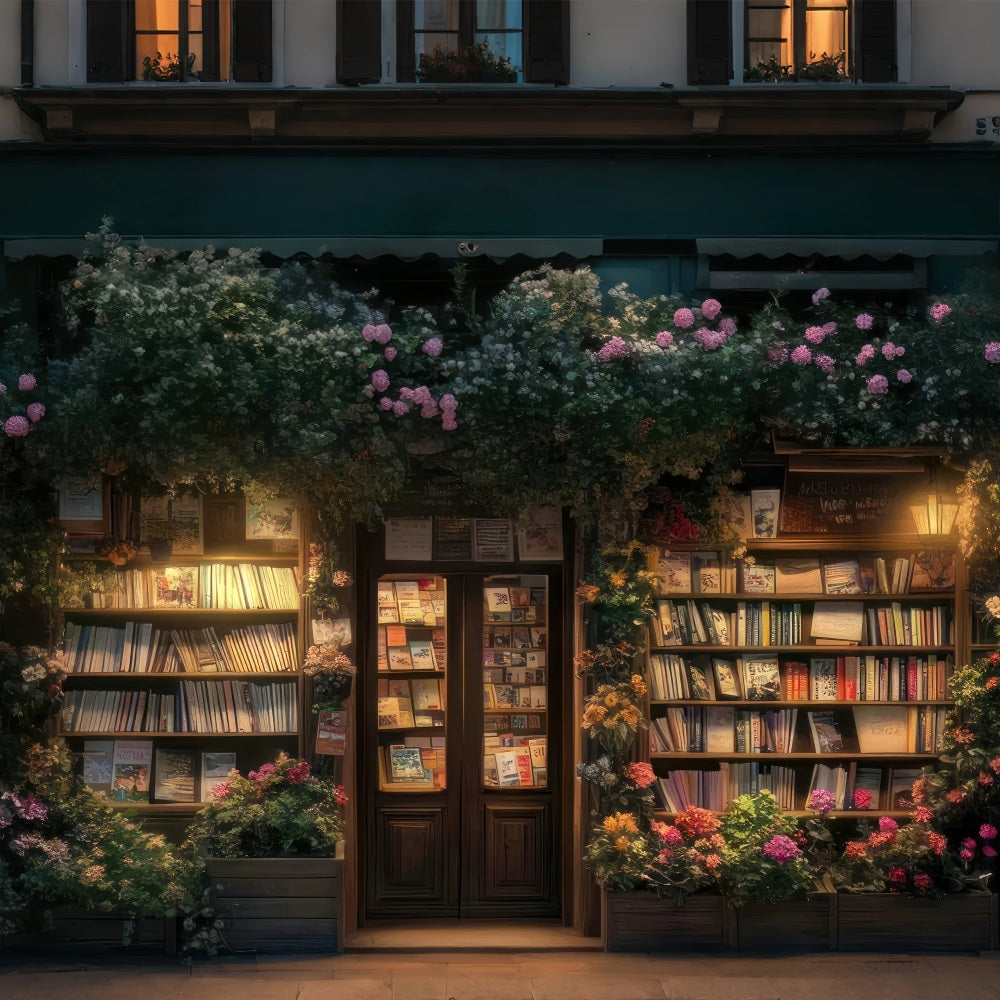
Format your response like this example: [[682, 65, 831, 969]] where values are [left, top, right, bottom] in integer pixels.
[[481, 575, 548, 788], [643, 523, 959, 816], [375, 575, 448, 791], [57, 491, 305, 813]]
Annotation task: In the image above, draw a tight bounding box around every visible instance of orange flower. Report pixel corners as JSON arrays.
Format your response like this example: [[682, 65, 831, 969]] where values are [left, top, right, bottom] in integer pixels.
[[630, 674, 647, 696], [615, 835, 631, 851]]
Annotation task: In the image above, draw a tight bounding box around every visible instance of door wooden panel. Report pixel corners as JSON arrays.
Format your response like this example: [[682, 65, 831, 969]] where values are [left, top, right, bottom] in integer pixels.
[[482, 802, 551, 900], [373, 806, 446, 902]]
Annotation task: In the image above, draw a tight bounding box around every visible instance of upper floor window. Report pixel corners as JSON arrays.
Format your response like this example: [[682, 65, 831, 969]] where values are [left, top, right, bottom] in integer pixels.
[[745, 0, 850, 81], [687, 0, 897, 85], [87, 0, 272, 83], [413, 0, 523, 82]]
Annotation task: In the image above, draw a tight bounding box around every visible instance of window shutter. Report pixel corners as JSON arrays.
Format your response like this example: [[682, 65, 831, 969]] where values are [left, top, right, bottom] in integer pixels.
[[201, 0, 222, 81], [857, 0, 896, 83], [686, 0, 732, 85], [524, 0, 569, 85], [232, 0, 273, 83], [337, 0, 382, 84], [395, 0, 415, 83], [86, 0, 128, 82]]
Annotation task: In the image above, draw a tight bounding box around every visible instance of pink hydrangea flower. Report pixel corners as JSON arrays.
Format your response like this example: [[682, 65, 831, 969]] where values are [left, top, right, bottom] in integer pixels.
[[882, 342, 897, 360], [867, 374, 889, 394], [929, 302, 952, 323], [439, 394, 457, 412], [761, 834, 801, 864], [384, 346, 397, 362], [768, 345, 789, 364], [981, 823, 998, 841], [811, 287, 831, 306], [913, 873, 932, 890], [700, 298, 722, 320], [694, 328, 727, 351], [626, 761, 656, 788], [991, 757, 1000, 774], [821, 321, 837, 335], [661, 826, 683, 846], [896, 369, 913, 384], [790, 345, 812, 365], [4, 415, 30, 438], [815, 354, 835, 374], [212, 782, 231, 799], [804, 326, 826, 344], [372, 324, 393, 345], [392, 400, 409, 416], [852, 788, 873, 809], [442, 418, 458, 431], [808, 789, 835, 814], [361, 324, 377, 342], [879, 816, 898, 833], [17, 373, 36, 392], [0, 382, 6, 394], [371, 369, 390, 392], [855, 313, 874, 330], [979, 771, 994, 786], [421, 337, 443, 357], [655, 330, 674, 348], [26, 402, 45, 422], [378, 397, 394, 411], [961, 847, 976, 861], [420, 403, 440, 419], [985, 342, 1000, 364], [888, 866, 906, 883], [855, 344, 875, 366], [596, 336, 629, 361], [718, 316, 736, 336], [287, 760, 311, 785], [673, 307, 695, 329]]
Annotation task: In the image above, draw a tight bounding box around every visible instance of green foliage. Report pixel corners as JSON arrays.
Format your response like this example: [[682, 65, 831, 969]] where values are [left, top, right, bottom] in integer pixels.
[[0, 645, 65, 785], [797, 52, 847, 81], [743, 56, 794, 82], [417, 40, 518, 83], [141, 51, 196, 81], [583, 810, 654, 891], [182, 752, 346, 859]]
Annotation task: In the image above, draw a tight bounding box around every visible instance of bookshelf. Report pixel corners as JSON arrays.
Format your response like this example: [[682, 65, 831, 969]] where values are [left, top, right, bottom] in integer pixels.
[[645, 535, 961, 817], [57, 494, 306, 813]]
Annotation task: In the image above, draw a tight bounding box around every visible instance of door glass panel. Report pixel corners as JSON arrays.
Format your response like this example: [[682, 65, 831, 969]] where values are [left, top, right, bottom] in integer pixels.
[[376, 575, 447, 791], [481, 575, 548, 789]]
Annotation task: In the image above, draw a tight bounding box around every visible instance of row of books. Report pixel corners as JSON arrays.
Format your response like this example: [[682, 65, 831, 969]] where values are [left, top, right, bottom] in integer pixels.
[[484, 738, 547, 787], [653, 763, 920, 813], [483, 664, 547, 686], [483, 625, 547, 650], [377, 580, 446, 627], [66, 563, 300, 610], [654, 550, 954, 597], [82, 739, 236, 804], [484, 683, 547, 710], [651, 598, 952, 649], [377, 676, 445, 711], [650, 707, 798, 755], [483, 648, 547, 670], [377, 694, 442, 730], [377, 624, 446, 672], [62, 679, 297, 733], [378, 740, 448, 789], [483, 711, 546, 735], [648, 652, 952, 703], [62, 621, 297, 674]]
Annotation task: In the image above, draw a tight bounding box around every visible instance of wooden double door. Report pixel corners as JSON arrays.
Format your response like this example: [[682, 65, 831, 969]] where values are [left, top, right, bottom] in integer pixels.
[[362, 568, 563, 919]]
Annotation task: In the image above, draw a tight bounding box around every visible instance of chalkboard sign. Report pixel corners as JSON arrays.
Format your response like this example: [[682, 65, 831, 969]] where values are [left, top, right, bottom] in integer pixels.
[[779, 468, 923, 535]]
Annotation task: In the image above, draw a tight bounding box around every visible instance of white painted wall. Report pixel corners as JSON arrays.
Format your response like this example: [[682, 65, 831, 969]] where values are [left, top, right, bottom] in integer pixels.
[[910, 0, 1000, 89]]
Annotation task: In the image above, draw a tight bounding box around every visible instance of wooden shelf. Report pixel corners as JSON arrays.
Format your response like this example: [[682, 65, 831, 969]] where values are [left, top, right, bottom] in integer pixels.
[[649, 644, 955, 654], [64, 671, 300, 681], [60, 607, 299, 617], [647, 699, 952, 708], [61, 730, 298, 738], [649, 751, 940, 761], [658, 592, 954, 601]]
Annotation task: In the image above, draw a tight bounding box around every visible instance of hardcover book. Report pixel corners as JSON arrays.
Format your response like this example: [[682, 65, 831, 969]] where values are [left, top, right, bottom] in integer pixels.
[[154, 748, 195, 802], [807, 711, 846, 753], [200, 751, 237, 801], [751, 488, 781, 538], [685, 661, 716, 701], [655, 551, 692, 594], [711, 657, 741, 699], [153, 566, 198, 608], [822, 559, 863, 595], [742, 564, 776, 594], [809, 658, 839, 701], [110, 739, 153, 802], [743, 656, 781, 701], [774, 558, 823, 594], [81, 739, 115, 796], [389, 745, 428, 782], [853, 705, 911, 754]]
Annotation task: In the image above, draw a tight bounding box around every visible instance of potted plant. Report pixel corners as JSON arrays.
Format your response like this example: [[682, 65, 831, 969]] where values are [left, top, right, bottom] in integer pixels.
[[302, 642, 356, 711], [182, 752, 348, 954], [417, 40, 517, 83]]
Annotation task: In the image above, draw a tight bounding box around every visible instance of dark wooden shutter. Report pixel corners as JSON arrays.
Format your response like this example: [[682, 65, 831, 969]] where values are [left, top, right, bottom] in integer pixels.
[[857, 0, 896, 83], [524, 0, 569, 84], [232, 0, 272, 82], [86, 0, 128, 82], [337, 0, 382, 84], [201, 0, 221, 81], [686, 0, 732, 85], [395, 0, 415, 83]]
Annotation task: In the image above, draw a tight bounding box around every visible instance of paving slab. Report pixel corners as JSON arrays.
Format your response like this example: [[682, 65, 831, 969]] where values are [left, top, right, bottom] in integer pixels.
[[297, 979, 394, 1000], [529, 972, 667, 1000], [659, 975, 778, 1000]]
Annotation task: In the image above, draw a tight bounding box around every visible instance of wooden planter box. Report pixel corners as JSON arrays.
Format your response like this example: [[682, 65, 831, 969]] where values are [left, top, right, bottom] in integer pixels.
[[834, 891, 998, 952], [206, 856, 343, 954], [601, 890, 728, 951], [0, 906, 175, 954], [733, 894, 833, 951]]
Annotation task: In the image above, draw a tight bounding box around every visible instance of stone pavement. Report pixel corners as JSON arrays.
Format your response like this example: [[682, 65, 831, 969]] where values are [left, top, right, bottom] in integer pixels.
[[2, 948, 1000, 1000]]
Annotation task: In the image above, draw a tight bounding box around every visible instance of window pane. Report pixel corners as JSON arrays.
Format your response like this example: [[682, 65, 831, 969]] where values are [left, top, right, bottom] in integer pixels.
[[476, 0, 521, 31], [747, 0, 790, 69], [217, 0, 231, 81], [135, 0, 179, 31], [136, 33, 183, 77], [474, 31, 521, 78], [415, 0, 459, 31], [188, 0, 203, 33], [188, 32, 203, 77], [805, 4, 848, 64]]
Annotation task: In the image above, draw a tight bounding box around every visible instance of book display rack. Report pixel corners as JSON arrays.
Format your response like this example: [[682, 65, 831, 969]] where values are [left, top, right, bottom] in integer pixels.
[[646, 536, 961, 817], [57, 493, 305, 812]]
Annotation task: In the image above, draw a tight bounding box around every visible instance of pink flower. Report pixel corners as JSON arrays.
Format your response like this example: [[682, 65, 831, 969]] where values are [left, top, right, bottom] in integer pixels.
[[878, 816, 898, 833], [371, 369, 390, 392], [705, 853, 721, 870], [962, 837, 977, 851], [811, 287, 831, 305], [855, 344, 875, 366], [26, 402, 45, 422], [626, 761, 656, 788], [361, 324, 377, 342], [439, 394, 457, 412], [888, 866, 906, 884], [700, 298, 722, 320], [867, 374, 889, 394], [334, 785, 348, 806], [821, 321, 837, 335], [0, 382, 6, 394], [442, 418, 458, 431], [804, 326, 826, 344], [855, 313, 874, 331], [947, 788, 966, 803], [815, 354, 835, 375], [852, 788, 873, 810], [212, 782, 231, 799], [991, 757, 1000, 774], [661, 826, 684, 846], [655, 330, 674, 348], [913, 873, 933, 890], [896, 369, 912, 384], [392, 400, 409, 416], [384, 346, 397, 362], [911, 805, 933, 824], [768, 345, 789, 364], [718, 316, 736, 336], [984, 845, 998, 858], [882, 342, 898, 360], [761, 834, 802, 864], [985, 342, 1000, 364], [13, 794, 47, 821], [372, 324, 393, 345], [4, 415, 30, 438], [808, 789, 835, 814], [694, 327, 727, 351], [982, 824, 999, 841], [378, 397, 394, 411], [673, 307, 695, 329], [17, 374, 36, 392], [287, 760, 311, 785], [929, 302, 952, 323], [421, 337, 443, 357], [597, 336, 629, 361], [790, 345, 812, 365], [961, 847, 976, 861], [979, 771, 994, 786]]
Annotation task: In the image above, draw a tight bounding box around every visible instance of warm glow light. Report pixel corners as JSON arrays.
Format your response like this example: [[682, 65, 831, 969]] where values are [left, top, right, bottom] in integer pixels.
[[910, 494, 958, 538]]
